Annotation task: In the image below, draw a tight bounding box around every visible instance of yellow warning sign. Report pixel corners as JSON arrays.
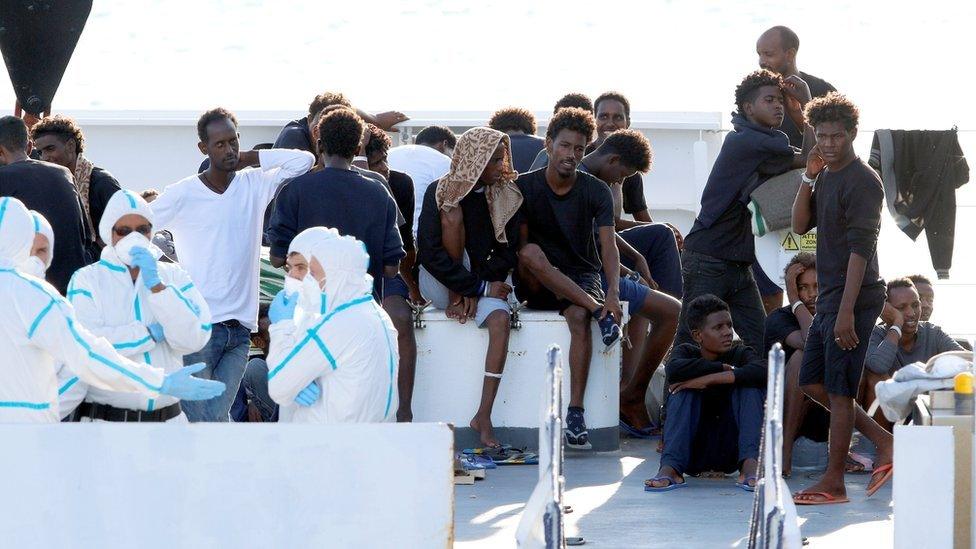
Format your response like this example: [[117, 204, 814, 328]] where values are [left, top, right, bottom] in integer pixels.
[[781, 233, 799, 251], [781, 232, 817, 252]]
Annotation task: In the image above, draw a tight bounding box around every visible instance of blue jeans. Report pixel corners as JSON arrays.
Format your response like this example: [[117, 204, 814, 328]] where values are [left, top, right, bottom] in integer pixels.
[[661, 386, 764, 474], [181, 322, 251, 422], [231, 358, 278, 422], [675, 250, 766, 352], [619, 224, 683, 299]]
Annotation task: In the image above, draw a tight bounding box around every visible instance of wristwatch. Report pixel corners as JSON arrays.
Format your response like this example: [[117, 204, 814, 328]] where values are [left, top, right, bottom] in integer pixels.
[[801, 172, 818, 187]]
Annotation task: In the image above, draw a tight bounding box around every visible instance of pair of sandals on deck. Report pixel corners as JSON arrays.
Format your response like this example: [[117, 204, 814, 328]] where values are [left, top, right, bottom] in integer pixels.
[[792, 462, 893, 505], [644, 471, 758, 493]]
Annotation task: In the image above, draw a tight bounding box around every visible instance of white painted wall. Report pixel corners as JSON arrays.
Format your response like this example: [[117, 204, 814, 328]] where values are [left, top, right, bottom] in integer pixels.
[[0, 423, 455, 548], [413, 309, 620, 432]]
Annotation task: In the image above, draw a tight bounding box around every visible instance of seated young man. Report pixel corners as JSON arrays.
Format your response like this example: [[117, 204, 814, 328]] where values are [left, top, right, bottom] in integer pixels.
[[863, 277, 964, 427], [763, 252, 828, 476], [577, 129, 681, 436], [514, 107, 623, 450], [646, 295, 766, 492], [488, 107, 545, 173], [417, 126, 521, 448], [678, 70, 814, 353], [231, 303, 277, 422]]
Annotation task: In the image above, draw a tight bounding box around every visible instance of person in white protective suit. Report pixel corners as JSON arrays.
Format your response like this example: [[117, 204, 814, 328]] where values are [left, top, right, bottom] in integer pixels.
[[22, 209, 55, 279], [267, 227, 399, 423], [0, 196, 224, 422], [53, 189, 216, 422]]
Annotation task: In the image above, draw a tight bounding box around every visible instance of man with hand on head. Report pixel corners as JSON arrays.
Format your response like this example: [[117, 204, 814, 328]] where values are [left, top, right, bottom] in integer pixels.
[[0, 196, 223, 423], [267, 228, 399, 423], [58, 190, 215, 422]]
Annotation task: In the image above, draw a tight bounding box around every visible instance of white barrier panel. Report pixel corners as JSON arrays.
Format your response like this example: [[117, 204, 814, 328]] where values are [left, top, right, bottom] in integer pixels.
[[0, 423, 454, 549], [413, 309, 621, 451]]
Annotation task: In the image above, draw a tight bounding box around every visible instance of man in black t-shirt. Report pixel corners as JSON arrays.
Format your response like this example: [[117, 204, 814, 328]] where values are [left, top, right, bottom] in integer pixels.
[[0, 116, 90, 294], [515, 107, 623, 450], [30, 115, 122, 255], [792, 93, 893, 505], [753, 25, 839, 311]]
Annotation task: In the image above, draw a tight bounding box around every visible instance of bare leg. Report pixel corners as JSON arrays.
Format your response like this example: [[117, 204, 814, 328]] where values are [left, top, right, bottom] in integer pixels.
[[620, 290, 680, 429], [797, 383, 893, 501], [518, 244, 602, 313], [469, 310, 511, 447], [621, 316, 649, 389], [384, 295, 417, 422], [782, 351, 809, 477], [441, 206, 466, 319], [564, 305, 592, 408]]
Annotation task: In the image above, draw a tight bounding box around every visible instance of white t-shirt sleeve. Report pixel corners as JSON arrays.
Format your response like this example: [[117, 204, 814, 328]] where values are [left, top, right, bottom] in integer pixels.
[[151, 181, 185, 231], [252, 149, 315, 205]]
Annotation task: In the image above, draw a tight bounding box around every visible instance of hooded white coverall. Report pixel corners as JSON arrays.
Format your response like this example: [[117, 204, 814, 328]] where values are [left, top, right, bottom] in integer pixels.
[[0, 196, 169, 423], [58, 190, 212, 420], [268, 231, 399, 423]]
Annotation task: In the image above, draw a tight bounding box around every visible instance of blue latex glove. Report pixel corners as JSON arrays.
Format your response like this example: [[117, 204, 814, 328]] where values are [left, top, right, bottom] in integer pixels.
[[147, 322, 165, 343], [269, 289, 298, 324], [130, 247, 162, 289], [160, 362, 226, 401], [294, 381, 321, 407]]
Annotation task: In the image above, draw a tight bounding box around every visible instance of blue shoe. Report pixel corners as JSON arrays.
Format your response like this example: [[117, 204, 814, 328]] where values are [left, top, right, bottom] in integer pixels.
[[594, 311, 620, 346], [565, 407, 592, 450]]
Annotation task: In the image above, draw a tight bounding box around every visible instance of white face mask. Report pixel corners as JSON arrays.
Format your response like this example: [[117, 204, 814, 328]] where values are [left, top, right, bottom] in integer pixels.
[[298, 272, 326, 316], [113, 232, 162, 266], [283, 275, 303, 297], [19, 255, 47, 278]]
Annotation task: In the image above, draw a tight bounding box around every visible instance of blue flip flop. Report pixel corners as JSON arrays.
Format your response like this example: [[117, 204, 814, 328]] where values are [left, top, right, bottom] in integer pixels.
[[736, 476, 758, 492], [644, 476, 687, 492], [619, 417, 661, 439]]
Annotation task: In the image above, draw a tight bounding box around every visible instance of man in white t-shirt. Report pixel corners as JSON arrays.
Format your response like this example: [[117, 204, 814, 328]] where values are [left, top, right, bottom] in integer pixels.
[[386, 125, 455, 232], [152, 107, 315, 422]]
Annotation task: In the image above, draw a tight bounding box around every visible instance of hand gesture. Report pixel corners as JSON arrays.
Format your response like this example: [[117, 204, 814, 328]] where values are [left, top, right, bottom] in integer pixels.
[[782, 75, 812, 107], [669, 375, 712, 393], [374, 111, 410, 132], [600, 294, 623, 324], [486, 281, 512, 300], [806, 145, 826, 179], [784, 263, 805, 303], [881, 302, 905, 329]]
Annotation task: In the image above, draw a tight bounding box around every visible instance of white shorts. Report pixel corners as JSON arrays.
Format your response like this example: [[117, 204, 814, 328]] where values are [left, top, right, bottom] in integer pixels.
[[419, 266, 511, 327]]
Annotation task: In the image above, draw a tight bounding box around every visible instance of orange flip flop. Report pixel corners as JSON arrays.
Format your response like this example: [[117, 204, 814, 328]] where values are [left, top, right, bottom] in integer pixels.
[[866, 463, 893, 496], [792, 491, 850, 505]]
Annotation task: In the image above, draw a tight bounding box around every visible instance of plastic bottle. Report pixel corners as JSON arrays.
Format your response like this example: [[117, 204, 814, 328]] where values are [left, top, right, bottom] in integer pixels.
[[954, 372, 974, 415]]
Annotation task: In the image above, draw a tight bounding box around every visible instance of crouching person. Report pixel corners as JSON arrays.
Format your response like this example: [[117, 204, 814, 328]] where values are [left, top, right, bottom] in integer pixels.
[[268, 228, 399, 423], [62, 190, 214, 422], [417, 126, 521, 447], [646, 295, 766, 492]]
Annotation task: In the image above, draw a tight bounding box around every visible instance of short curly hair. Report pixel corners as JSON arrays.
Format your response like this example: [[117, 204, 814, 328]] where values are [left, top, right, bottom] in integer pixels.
[[553, 93, 593, 114], [488, 107, 536, 134], [887, 277, 917, 296], [364, 123, 392, 157], [734, 69, 784, 111], [783, 251, 816, 278], [30, 115, 85, 154], [598, 129, 651, 173], [804, 92, 859, 132], [317, 107, 365, 158], [197, 107, 238, 142], [308, 91, 352, 118], [594, 91, 631, 120], [546, 107, 596, 142], [907, 274, 933, 287], [686, 294, 730, 332]]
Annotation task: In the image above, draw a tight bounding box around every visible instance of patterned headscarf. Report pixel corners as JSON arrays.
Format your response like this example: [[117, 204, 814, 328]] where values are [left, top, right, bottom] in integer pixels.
[[435, 127, 522, 243], [73, 154, 95, 234]]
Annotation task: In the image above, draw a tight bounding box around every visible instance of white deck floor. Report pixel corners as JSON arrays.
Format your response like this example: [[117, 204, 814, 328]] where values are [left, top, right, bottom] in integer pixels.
[[454, 437, 892, 548]]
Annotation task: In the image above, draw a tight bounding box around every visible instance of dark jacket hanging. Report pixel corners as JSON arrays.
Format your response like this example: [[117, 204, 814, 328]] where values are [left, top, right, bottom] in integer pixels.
[[869, 129, 969, 279]]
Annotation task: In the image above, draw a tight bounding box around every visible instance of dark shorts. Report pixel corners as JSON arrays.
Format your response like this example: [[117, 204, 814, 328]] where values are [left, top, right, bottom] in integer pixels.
[[516, 271, 603, 313], [750, 259, 783, 297], [799, 299, 885, 397], [383, 274, 410, 299], [601, 274, 651, 315]]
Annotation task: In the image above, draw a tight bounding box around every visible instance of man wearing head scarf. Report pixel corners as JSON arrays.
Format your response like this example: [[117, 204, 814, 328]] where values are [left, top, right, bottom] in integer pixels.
[[417, 126, 521, 448], [267, 229, 399, 423], [59, 190, 216, 422], [0, 196, 224, 422]]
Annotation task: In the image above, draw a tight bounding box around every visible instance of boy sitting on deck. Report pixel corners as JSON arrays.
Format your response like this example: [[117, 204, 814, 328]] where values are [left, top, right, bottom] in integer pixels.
[[646, 295, 766, 492]]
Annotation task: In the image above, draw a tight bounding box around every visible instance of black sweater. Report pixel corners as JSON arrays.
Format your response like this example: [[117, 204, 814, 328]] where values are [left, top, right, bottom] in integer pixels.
[[416, 182, 519, 297], [666, 343, 767, 388]]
